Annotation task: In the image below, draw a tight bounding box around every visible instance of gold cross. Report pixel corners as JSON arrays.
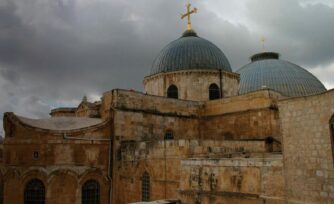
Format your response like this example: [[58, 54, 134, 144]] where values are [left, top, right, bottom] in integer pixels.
[[181, 3, 198, 30]]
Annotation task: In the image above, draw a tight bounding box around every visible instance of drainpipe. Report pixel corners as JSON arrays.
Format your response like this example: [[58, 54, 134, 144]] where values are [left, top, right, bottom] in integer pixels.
[[219, 69, 223, 98]]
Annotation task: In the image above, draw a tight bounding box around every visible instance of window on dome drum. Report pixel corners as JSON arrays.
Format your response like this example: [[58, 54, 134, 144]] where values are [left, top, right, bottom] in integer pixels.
[[142, 172, 150, 202], [331, 116, 334, 162], [165, 130, 174, 140], [82, 180, 100, 204], [24, 179, 45, 204], [209, 83, 221, 100], [167, 85, 178, 99]]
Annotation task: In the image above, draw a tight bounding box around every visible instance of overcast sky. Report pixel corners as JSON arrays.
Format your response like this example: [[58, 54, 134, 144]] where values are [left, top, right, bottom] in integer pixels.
[[1, 0, 334, 136]]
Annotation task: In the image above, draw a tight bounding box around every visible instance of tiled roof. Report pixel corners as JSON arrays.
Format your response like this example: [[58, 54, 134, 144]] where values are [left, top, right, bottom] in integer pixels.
[[17, 116, 102, 131], [237, 52, 326, 97], [150, 30, 231, 75]]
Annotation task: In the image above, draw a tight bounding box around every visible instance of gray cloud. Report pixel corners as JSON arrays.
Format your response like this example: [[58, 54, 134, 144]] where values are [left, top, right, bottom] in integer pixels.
[[0, 0, 334, 136], [245, 0, 334, 67]]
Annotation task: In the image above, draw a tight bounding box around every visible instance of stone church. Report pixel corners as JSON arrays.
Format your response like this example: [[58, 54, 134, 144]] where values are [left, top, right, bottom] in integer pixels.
[[1, 4, 334, 204]]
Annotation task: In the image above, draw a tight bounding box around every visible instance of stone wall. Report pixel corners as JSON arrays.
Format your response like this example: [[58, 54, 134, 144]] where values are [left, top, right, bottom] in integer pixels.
[[203, 90, 283, 116], [143, 70, 240, 101], [2, 113, 111, 204], [110, 89, 282, 142], [278, 89, 334, 204], [202, 90, 282, 141], [50, 108, 76, 117], [179, 157, 284, 204], [113, 139, 284, 204], [111, 89, 203, 117]]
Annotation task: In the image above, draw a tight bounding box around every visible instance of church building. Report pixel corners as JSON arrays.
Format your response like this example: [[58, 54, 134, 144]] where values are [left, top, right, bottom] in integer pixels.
[[1, 3, 334, 204]]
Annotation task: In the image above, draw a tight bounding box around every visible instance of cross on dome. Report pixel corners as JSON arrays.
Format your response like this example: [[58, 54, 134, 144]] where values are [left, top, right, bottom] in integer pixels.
[[181, 2, 198, 30]]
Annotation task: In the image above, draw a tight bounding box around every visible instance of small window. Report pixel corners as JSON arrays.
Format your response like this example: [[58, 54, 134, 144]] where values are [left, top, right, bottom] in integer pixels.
[[223, 132, 233, 140], [167, 85, 178, 99], [82, 180, 100, 204], [33, 151, 39, 160], [24, 179, 45, 204], [142, 172, 150, 201], [164, 131, 174, 140], [209, 83, 220, 100]]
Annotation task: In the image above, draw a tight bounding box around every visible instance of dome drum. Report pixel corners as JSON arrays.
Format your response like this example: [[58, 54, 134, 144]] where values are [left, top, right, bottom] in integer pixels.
[[144, 69, 239, 101]]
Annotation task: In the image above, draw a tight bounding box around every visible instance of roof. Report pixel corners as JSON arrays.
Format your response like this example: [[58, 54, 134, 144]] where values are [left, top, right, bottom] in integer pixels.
[[130, 200, 180, 204], [150, 30, 231, 75], [237, 52, 326, 97], [17, 116, 102, 131]]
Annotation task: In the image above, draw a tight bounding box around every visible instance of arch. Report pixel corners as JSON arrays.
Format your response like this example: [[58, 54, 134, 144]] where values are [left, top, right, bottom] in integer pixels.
[[167, 85, 178, 99], [209, 83, 221, 100], [79, 170, 110, 204], [24, 179, 45, 204], [330, 115, 334, 162], [82, 180, 100, 204], [141, 172, 150, 202], [164, 130, 174, 140], [21, 169, 48, 183]]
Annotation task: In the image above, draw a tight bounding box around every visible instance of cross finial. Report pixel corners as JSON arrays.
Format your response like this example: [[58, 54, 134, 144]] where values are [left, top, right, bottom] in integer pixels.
[[261, 37, 266, 51], [181, 2, 198, 30]]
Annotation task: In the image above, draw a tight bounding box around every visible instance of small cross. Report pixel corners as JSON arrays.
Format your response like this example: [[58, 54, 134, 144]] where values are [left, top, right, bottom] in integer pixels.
[[181, 2, 198, 30], [261, 37, 266, 51]]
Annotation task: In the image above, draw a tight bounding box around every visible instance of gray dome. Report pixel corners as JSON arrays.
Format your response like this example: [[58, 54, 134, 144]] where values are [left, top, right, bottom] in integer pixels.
[[237, 52, 326, 97], [150, 30, 232, 75]]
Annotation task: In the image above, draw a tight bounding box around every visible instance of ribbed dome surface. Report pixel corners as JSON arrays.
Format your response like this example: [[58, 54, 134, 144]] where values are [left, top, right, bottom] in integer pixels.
[[150, 30, 231, 75], [237, 52, 326, 97]]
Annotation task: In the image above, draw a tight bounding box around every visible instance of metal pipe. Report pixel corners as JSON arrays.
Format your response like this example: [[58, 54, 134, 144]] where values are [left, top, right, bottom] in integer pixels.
[[63, 133, 110, 141], [219, 69, 223, 98]]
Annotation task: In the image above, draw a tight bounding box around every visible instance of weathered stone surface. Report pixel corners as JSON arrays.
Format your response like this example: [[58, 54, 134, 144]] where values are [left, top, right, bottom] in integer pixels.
[[278, 89, 334, 204], [1, 84, 332, 204], [144, 70, 239, 101]]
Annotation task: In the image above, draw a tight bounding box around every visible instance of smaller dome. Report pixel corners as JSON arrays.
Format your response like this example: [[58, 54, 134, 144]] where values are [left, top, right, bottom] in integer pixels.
[[237, 52, 326, 97], [150, 30, 232, 75]]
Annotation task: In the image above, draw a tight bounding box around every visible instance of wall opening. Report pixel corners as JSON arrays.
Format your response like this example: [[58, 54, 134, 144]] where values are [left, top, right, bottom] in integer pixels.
[[142, 172, 150, 201], [209, 83, 221, 100], [167, 85, 178, 99], [164, 130, 174, 140], [24, 179, 45, 204], [82, 180, 100, 204]]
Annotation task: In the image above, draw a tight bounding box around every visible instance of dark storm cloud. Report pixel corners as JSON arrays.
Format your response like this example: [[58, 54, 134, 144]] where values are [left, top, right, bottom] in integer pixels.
[[0, 0, 333, 136], [246, 0, 334, 67]]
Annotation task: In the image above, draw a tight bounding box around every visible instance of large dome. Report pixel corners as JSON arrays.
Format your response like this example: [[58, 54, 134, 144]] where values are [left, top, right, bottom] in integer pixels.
[[150, 30, 232, 75], [237, 52, 326, 97]]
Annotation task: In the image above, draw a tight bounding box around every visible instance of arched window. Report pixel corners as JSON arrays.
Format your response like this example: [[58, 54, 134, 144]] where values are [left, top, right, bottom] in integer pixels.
[[167, 85, 178, 99], [82, 180, 100, 204], [209, 83, 221, 100], [330, 116, 334, 162], [164, 130, 174, 140], [142, 172, 150, 201], [24, 179, 45, 204]]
